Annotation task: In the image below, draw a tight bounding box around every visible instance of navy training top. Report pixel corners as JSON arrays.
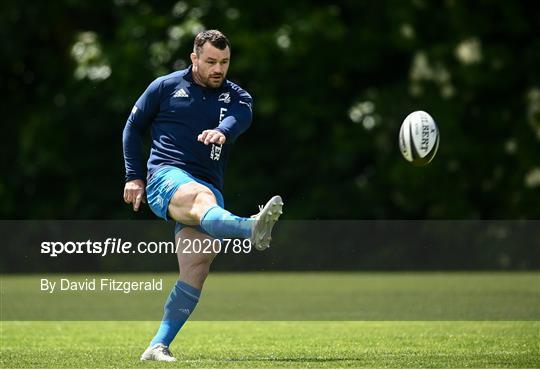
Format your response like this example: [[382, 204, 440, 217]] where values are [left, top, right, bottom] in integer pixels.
[[122, 66, 253, 191]]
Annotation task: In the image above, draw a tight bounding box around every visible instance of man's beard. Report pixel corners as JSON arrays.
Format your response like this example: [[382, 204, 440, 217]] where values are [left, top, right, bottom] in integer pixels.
[[204, 73, 224, 88]]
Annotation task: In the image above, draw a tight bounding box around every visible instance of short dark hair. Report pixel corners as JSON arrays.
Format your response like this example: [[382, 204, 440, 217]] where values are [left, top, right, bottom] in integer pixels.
[[193, 30, 230, 55]]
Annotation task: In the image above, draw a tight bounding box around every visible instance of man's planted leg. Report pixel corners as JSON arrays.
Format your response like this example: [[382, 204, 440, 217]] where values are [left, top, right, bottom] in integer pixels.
[[142, 227, 217, 362]]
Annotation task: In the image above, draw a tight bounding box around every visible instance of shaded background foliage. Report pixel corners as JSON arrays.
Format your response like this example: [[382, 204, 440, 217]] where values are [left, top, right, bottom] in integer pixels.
[[1, 1, 540, 269]]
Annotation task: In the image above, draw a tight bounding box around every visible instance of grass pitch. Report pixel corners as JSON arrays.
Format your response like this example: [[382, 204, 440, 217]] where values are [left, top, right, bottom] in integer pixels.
[[1, 272, 539, 368], [1, 321, 538, 368]]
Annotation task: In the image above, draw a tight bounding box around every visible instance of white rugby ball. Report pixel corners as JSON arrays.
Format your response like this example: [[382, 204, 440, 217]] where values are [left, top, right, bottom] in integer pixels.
[[399, 110, 440, 166]]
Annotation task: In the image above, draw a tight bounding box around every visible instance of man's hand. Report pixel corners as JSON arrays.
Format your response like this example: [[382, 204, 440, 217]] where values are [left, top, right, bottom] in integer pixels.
[[124, 179, 146, 212], [197, 129, 226, 145]]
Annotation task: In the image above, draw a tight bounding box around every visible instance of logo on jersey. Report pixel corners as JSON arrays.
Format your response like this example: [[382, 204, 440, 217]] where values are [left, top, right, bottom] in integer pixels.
[[218, 92, 231, 104], [210, 144, 222, 161], [239, 100, 252, 108], [209, 107, 227, 161], [173, 88, 189, 98]]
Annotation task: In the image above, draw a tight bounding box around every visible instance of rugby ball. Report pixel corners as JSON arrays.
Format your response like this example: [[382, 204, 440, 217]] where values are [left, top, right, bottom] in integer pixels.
[[399, 110, 439, 166]]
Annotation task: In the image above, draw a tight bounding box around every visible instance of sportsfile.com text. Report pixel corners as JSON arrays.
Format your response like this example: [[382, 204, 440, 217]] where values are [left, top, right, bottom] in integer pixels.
[[40, 238, 252, 257]]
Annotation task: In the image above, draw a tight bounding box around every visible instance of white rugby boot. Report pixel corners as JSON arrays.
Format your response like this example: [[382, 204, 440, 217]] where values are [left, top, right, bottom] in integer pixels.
[[250, 195, 284, 251], [140, 343, 177, 362]]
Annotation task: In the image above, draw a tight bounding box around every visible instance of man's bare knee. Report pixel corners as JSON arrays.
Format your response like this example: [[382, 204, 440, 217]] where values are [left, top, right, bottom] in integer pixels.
[[168, 182, 217, 224], [191, 190, 216, 218]]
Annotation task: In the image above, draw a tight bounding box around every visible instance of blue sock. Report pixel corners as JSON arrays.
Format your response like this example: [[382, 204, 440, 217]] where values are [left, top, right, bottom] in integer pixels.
[[150, 280, 200, 347], [200, 205, 253, 239]]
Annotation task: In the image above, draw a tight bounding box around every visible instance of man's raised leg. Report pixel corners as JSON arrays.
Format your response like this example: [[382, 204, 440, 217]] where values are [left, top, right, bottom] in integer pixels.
[[167, 181, 284, 250]]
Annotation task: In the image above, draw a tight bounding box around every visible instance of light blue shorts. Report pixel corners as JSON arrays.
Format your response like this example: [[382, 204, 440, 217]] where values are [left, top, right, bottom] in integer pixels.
[[146, 166, 224, 234]]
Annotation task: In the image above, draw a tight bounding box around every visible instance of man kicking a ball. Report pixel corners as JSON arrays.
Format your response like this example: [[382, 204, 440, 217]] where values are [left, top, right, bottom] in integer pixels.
[[122, 29, 283, 362]]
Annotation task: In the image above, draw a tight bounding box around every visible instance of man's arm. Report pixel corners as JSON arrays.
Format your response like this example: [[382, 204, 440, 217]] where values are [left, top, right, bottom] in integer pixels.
[[215, 89, 253, 143], [197, 91, 253, 146], [122, 78, 162, 211]]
